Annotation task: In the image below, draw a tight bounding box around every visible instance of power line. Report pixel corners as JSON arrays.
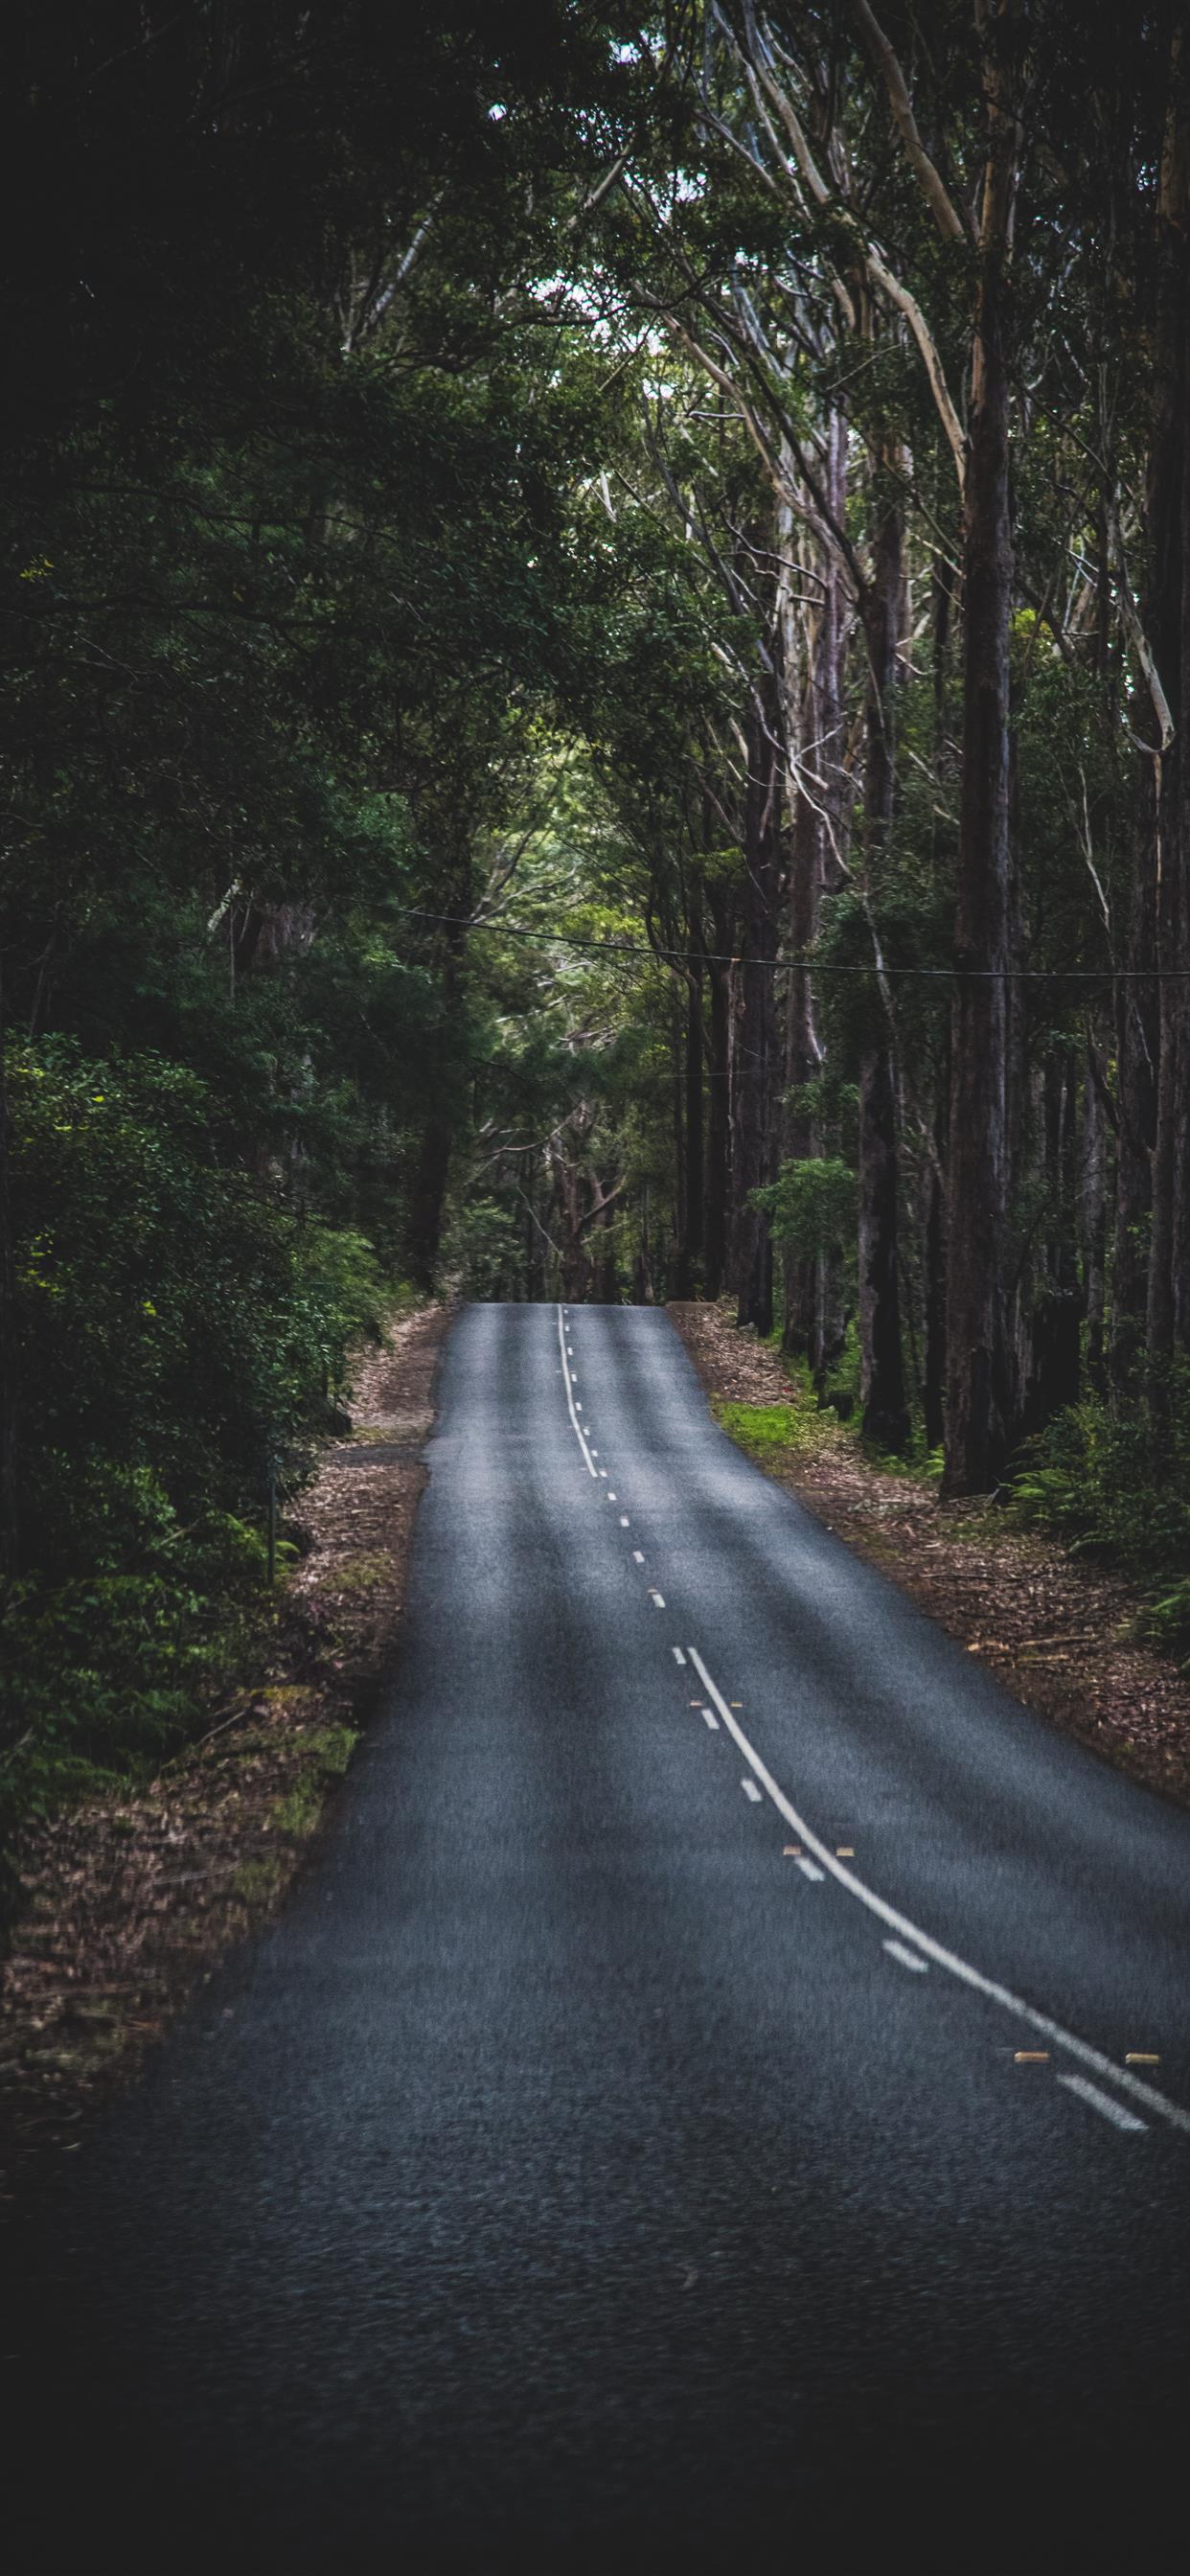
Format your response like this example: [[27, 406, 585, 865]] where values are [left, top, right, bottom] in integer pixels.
[[392, 908, 1182, 982]]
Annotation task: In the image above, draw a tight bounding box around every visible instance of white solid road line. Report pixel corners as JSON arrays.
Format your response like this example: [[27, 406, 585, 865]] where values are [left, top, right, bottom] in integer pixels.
[[884, 1939, 929, 1975], [557, 1306, 597, 1480], [690, 1648, 1190, 2132], [1058, 2075, 1147, 2134], [553, 1331, 1175, 2139], [686, 1647, 1188, 2138], [741, 1779, 762, 1803]]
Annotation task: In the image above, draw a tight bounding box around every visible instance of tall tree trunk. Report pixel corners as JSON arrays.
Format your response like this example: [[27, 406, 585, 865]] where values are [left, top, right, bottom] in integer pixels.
[[1116, 31, 1185, 1383], [599, 1189, 618, 1302], [781, 426, 843, 1357], [1149, 83, 1190, 1378], [782, 764, 821, 1355], [923, 1154, 947, 1451], [407, 906, 467, 1291], [682, 915, 704, 1292], [858, 472, 910, 1449], [942, 7, 1021, 1494], [671, 1003, 685, 1285], [729, 695, 780, 1332], [1082, 1043, 1110, 1393], [703, 882, 732, 1300]]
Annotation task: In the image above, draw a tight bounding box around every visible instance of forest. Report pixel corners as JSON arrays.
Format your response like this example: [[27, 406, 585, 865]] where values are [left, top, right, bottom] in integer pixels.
[[4, 0, 1190, 1848]]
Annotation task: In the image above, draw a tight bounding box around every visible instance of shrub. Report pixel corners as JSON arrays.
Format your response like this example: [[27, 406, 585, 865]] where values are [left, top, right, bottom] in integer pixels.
[[750, 1158, 858, 1261], [0, 1040, 385, 1848], [1011, 1365, 1190, 1657]]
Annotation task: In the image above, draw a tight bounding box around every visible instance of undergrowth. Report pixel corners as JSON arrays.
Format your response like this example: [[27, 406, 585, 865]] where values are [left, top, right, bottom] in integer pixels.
[[714, 1397, 842, 1463], [0, 1037, 400, 1891], [1010, 1366, 1190, 1660]]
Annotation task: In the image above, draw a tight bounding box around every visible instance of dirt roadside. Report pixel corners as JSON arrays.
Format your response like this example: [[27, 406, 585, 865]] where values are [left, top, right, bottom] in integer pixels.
[[0, 1302, 450, 2211], [667, 1300, 1190, 1812]]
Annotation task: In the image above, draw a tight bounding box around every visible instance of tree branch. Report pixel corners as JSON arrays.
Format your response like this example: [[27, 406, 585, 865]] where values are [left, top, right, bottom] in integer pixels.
[[846, 0, 970, 242]]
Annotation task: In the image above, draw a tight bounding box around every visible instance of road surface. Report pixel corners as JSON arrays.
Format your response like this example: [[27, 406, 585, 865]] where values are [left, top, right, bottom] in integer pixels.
[[11, 1302, 1190, 2569]]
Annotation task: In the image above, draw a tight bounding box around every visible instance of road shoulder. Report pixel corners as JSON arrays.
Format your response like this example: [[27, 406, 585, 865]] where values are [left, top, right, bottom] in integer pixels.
[[667, 1299, 1190, 1814]]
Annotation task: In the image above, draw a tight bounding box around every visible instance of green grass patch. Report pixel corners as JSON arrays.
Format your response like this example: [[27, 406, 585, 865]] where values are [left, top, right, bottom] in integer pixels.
[[268, 1725, 358, 1840], [714, 1398, 841, 1463], [232, 1856, 287, 1905], [332, 1552, 392, 1593], [269, 1778, 323, 1838]]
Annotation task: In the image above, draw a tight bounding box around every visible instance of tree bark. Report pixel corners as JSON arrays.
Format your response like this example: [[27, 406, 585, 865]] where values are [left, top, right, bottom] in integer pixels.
[[681, 913, 704, 1292], [1116, 29, 1186, 1383], [406, 905, 467, 1291], [942, 5, 1021, 1494], [729, 694, 781, 1332], [923, 1153, 947, 1451], [1149, 67, 1190, 1375], [703, 880, 732, 1300], [858, 470, 910, 1449], [1081, 1043, 1109, 1393]]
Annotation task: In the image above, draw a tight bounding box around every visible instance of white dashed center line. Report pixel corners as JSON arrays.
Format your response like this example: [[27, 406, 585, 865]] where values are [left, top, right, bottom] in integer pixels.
[[649, 1590, 666, 1609], [883, 1939, 928, 1975], [794, 1855, 826, 1883], [632, 1549, 644, 1563], [702, 1708, 719, 1729], [620, 1514, 629, 1526], [672, 1646, 687, 1667], [741, 1779, 762, 1804]]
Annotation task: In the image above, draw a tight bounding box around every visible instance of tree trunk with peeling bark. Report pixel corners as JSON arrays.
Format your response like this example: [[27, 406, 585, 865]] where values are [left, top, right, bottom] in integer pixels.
[[729, 694, 781, 1332], [703, 880, 732, 1301], [858, 475, 910, 1451], [942, 6, 1020, 1495], [1148, 52, 1190, 1382], [782, 417, 845, 1360], [1117, 30, 1188, 1388]]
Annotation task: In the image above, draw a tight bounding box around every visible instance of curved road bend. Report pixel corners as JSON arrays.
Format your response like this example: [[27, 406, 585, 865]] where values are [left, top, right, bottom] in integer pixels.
[[10, 1300, 1190, 2572]]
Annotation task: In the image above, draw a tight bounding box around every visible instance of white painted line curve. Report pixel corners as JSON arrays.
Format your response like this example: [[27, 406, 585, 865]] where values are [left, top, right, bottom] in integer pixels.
[[1058, 2075, 1147, 2134], [557, 1305, 597, 1479], [686, 1646, 1189, 2138]]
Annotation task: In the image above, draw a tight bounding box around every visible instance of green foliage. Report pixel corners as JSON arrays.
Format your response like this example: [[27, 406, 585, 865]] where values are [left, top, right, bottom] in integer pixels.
[[1011, 1370, 1190, 1657], [751, 1159, 858, 1260], [714, 1399, 840, 1463], [441, 1198, 525, 1301], [0, 1040, 383, 1842]]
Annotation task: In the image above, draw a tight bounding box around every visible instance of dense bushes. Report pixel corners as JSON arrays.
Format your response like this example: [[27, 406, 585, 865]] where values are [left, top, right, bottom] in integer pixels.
[[1, 1042, 383, 1841], [1011, 1369, 1190, 1658]]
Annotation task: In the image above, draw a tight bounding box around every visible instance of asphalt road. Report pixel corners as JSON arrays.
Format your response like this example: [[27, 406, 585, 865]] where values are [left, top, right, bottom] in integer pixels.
[[10, 1301, 1190, 2571]]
